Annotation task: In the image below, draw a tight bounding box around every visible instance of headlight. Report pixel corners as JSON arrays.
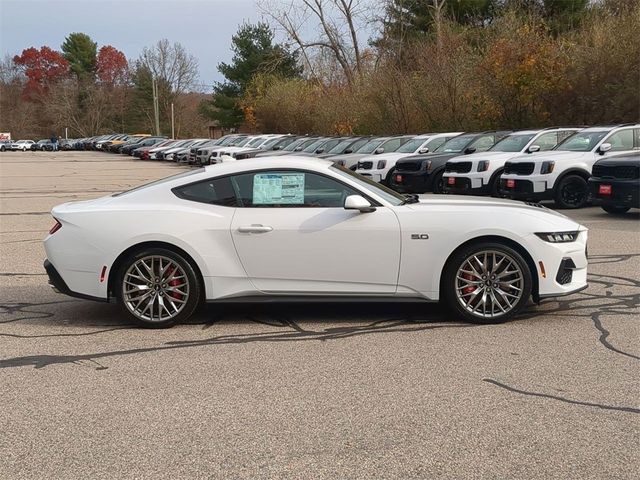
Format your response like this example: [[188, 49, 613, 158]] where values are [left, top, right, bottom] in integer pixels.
[[477, 160, 489, 172], [535, 231, 579, 243], [425, 160, 432, 172], [377, 160, 386, 169], [540, 161, 555, 174]]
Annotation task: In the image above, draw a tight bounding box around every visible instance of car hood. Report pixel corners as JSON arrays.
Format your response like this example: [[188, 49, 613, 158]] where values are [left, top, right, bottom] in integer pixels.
[[508, 151, 591, 163], [406, 195, 582, 229], [358, 152, 410, 163]]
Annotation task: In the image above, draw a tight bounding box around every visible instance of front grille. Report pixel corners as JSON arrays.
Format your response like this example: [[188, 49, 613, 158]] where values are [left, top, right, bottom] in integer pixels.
[[396, 160, 423, 172], [358, 161, 373, 170], [592, 164, 639, 179], [444, 161, 472, 173], [504, 162, 535, 175]]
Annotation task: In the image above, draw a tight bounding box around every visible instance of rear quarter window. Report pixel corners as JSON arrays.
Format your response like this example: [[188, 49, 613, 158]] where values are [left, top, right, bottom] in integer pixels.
[[173, 176, 237, 207]]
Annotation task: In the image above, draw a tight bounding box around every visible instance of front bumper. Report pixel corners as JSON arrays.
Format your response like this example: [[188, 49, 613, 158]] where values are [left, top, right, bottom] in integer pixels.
[[44, 259, 107, 302], [499, 176, 553, 200], [442, 174, 489, 194], [389, 171, 432, 193], [588, 178, 640, 208]]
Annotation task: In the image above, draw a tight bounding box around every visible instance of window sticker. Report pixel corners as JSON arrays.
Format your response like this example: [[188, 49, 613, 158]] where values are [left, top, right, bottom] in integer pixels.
[[253, 173, 305, 205]]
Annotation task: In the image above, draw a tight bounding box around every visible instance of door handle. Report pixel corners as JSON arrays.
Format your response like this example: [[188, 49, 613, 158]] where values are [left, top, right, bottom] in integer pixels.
[[238, 224, 273, 234]]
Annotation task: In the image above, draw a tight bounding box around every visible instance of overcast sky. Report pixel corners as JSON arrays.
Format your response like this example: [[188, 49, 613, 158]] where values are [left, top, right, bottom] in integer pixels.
[[0, 0, 262, 89]]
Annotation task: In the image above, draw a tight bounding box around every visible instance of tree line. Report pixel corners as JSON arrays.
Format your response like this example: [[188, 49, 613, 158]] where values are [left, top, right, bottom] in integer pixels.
[[2, 0, 638, 139], [1, 34, 204, 139]]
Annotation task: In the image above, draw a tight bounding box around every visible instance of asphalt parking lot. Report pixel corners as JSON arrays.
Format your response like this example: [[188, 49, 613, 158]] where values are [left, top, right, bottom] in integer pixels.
[[0, 151, 638, 479]]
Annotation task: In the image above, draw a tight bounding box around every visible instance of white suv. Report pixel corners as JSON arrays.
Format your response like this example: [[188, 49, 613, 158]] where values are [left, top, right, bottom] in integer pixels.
[[354, 133, 461, 183], [500, 124, 640, 208], [11, 140, 35, 151], [443, 128, 579, 196]]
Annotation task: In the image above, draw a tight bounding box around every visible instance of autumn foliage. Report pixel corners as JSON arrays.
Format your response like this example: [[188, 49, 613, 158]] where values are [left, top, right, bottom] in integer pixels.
[[96, 46, 128, 84], [12, 47, 69, 99]]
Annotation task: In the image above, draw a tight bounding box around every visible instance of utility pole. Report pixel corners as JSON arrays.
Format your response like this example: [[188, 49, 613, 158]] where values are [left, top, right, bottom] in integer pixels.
[[171, 102, 175, 139], [65, 127, 68, 140], [152, 77, 160, 136]]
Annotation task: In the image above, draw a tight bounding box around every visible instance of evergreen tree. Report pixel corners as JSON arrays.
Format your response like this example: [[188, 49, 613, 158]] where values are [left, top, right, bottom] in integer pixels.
[[202, 22, 301, 128], [61, 33, 97, 78]]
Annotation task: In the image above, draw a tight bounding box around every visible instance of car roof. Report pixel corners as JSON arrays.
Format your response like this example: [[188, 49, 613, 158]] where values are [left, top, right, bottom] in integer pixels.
[[203, 156, 333, 175]]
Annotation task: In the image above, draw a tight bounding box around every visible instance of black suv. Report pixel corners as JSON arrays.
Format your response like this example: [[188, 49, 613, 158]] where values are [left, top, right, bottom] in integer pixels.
[[588, 152, 639, 214], [389, 131, 511, 194]]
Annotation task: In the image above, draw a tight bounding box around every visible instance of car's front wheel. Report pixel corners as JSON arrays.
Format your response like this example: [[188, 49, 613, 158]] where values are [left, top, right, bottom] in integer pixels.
[[117, 248, 202, 328], [443, 242, 532, 324], [554, 174, 588, 209]]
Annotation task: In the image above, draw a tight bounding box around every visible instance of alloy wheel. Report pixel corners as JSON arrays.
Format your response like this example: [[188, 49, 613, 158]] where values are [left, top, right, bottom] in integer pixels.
[[122, 255, 190, 322], [455, 250, 524, 319], [560, 179, 586, 207]]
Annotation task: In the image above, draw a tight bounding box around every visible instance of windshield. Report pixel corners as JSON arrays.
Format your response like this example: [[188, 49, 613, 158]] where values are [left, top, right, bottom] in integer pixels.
[[357, 138, 386, 154], [490, 134, 536, 152], [555, 131, 608, 152], [247, 137, 266, 147], [261, 137, 284, 149], [398, 138, 428, 153], [330, 165, 405, 206], [435, 135, 474, 153], [283, 138, 308, 151], [302, 138, 327, 153], [327, 138, 355, 154]]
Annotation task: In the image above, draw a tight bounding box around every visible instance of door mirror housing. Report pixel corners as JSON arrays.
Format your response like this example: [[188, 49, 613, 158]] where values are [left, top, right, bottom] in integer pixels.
[[418, 147, 429, 154], [464, 147, 476, 154], [528, 145, 540, 153], [344, 149, 353, 154], [315, 148, 324, 154], [344, 195, 376, 213], [374, 147, 385, 154], [598, 143, 612, 154]]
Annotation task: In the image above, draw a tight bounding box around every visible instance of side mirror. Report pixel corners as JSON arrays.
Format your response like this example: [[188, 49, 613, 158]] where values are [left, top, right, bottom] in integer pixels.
[[315, 148, 324, 154], [528, 145, 540, 153], [598, 143, 612, 154], [374, 147, 385, 154], [273, 146, 282, 150], [344, 149, 353, 154], [464, 147, 476, 154], [418, 147, 429, 154], [344, 195, 376, 213]]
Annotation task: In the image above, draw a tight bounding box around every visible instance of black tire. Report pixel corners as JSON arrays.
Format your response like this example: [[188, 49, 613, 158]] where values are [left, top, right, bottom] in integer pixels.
[[554, 174, 588, 209], [488, 169, 504, 197], [383, 167, 396, 186], [0, 145, 5, 152], [442, 241, 532, 324], [431, 170, 445, 194], [116, 247, 202, 328], [601, 205, 630, 214]]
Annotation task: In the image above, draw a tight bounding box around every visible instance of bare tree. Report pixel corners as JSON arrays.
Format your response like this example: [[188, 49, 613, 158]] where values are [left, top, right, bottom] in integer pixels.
[[259, 0, 370, 84], [138, 39, 199, 96]]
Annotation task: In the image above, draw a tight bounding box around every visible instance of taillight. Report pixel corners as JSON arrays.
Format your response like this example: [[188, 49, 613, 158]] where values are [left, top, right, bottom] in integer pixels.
[[49, 219, 62, 235]]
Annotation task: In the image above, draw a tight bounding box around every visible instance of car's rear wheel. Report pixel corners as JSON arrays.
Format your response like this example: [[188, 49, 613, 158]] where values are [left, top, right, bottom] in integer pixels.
[[117, 248, 201, 328], [554, 174, 588, 209], [601, 205, 630, 214], [443, 242, 532, 324]]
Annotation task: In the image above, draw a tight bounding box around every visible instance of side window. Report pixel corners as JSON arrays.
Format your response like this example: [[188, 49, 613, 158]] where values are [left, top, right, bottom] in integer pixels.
[[173, 177, 237, 207], [606, 129, 634, 151], [534, 132, 559, 151], [231, 171, 360, 208], [426, 137, 447, 151], [634, 128, 640, 149], [472, 135, 495, 152]]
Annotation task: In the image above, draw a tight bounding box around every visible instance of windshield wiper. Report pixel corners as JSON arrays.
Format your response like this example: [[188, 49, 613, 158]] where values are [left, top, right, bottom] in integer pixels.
[[401, 194, 420, 205]]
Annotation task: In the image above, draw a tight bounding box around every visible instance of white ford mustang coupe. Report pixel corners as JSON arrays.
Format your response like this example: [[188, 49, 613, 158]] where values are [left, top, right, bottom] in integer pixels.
[[44, 157, 588, 327]]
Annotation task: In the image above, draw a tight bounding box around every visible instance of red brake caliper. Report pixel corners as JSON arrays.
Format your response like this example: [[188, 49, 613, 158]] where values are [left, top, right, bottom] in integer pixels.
[[462, 272, 476, 295], [165, 266, 184, 300]]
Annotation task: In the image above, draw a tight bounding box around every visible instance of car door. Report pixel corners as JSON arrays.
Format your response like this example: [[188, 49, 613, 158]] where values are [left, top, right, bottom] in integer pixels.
[[229, 169, 401, 294]]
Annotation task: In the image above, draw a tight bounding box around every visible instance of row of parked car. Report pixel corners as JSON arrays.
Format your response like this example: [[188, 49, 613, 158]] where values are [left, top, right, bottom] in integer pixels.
[[8, 125, 639, 213], [0, 138, 76, 151]]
